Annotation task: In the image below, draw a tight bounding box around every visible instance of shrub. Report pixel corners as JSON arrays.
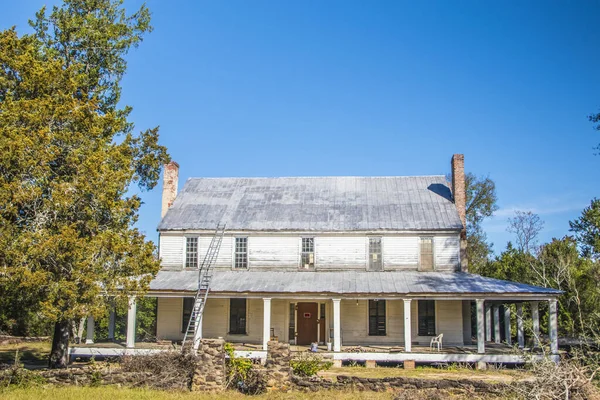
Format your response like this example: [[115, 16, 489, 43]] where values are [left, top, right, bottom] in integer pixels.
[[290, 352, 333, 377], [224, 342, 265, 395]]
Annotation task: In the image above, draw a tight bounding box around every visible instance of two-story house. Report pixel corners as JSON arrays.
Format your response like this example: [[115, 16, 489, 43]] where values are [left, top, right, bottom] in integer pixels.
[[97, 154, 559, 364]]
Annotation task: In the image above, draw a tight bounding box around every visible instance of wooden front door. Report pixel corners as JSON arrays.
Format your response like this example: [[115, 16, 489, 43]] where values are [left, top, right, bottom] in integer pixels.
[[296, 302, 318, 345]]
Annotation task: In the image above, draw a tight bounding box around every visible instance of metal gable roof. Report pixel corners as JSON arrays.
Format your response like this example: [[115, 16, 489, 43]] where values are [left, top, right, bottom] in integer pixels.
[[157, 176, 464, 232], [148, 270, 562, 296]]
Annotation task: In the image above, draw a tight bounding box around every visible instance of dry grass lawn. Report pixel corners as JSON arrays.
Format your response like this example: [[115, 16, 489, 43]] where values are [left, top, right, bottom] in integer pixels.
[[320, 365, 529, 383], [1, 387, 397, 400], [0, 341, 50, 367]]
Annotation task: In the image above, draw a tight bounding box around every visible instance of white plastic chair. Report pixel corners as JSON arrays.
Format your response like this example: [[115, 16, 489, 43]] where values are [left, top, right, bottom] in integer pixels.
[[430, 333, 443, 351]]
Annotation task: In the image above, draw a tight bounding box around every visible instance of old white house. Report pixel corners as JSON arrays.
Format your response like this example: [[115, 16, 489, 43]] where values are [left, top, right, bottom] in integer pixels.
[[78, 154, 561, 364]]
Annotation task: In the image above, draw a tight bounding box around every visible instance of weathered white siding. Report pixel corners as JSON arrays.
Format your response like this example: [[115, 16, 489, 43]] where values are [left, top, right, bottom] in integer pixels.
[[383, 237, 419, 270], [249, 237, 299, 269], [340, 300, 404, 345], [159, 234, 183, 269], [156, 297, 183, 340], [158, 233, 460, 272], [316, 237, 367, 269], [199, 236, 233, 268], [434, 236, 460, 271]]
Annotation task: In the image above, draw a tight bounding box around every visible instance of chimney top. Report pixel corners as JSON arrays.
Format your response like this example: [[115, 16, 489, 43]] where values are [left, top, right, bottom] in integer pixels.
[[161, 161, 179, 218]]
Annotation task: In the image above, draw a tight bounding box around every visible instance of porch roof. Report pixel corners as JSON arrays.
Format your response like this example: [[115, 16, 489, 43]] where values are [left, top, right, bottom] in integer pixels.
[[148, 270, 561, 297]]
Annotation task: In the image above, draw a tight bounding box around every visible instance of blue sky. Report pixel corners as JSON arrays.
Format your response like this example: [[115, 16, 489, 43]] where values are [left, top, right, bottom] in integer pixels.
[[3, 1, 600, 255]]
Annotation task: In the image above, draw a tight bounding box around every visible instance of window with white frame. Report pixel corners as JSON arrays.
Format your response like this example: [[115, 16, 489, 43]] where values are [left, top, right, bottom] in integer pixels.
[[368, 237, 383, 271], [368, 300, 386, 336], [419, 237, 434, 271], [301, 237, 315, 269], [185, 237, 198, 268], [234, 237, 248, 269]]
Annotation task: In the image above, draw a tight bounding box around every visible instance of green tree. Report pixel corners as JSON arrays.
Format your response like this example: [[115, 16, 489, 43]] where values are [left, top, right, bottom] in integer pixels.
[[464, 173, 499, 273], [569, 198, 600, 260], [0, 0, 168, 369]]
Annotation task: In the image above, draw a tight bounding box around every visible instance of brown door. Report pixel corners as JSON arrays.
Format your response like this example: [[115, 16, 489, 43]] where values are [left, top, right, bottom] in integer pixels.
[[296, 302, 318, 345]]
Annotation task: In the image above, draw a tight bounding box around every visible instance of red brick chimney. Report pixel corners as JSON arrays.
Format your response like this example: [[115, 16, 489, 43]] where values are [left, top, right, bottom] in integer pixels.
[[451, 154, 467, 271], [161, 161, 179, 218]]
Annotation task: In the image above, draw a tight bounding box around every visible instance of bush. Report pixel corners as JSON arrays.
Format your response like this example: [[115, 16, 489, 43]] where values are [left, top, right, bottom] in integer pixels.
[[224, 342, 265, 395], [290, 352, 333, 377]]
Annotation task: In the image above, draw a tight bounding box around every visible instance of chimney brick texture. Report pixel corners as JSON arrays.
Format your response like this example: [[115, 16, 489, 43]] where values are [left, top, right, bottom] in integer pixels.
[[451, 154, 467, 271], [161, 161, 179, 218]]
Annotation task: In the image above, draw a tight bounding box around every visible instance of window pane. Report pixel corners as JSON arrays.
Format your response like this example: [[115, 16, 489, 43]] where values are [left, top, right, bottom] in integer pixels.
[[420, 237, 434, 271], [186, 237, 198, 268], [229, 298, 247, 334], [418, 300, 436, 336], [368, 300, 386, 336], [301, 238, 315, 269], [235, 238, 248, 269], [369, 237, 382, 271]]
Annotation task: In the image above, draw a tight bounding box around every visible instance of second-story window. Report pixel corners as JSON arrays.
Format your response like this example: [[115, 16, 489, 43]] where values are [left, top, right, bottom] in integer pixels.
[[301, 237, 314, 269], [234, 237, 248, 269], [420, 237, 434, 271], [185, 237, 198, 268], [368, 237, 382, 271]]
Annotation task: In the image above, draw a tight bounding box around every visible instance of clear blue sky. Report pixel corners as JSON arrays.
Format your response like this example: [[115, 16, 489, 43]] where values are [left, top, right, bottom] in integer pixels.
[[3, 1, 600, 254]]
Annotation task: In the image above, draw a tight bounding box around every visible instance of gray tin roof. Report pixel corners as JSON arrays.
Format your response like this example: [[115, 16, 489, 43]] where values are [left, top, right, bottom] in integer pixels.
[[149, 270, 562, 296], [158, 176, 463, 232]]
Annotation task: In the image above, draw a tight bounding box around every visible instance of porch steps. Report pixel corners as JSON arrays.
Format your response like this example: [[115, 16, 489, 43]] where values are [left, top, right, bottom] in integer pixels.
[[182, 223, 226, 351]]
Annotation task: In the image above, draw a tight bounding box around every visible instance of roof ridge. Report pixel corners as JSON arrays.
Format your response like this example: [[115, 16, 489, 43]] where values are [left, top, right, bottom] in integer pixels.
[[186, 175, 447, 180]]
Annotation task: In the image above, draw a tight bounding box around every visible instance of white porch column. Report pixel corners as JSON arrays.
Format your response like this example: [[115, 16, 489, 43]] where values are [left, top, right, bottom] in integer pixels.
[[531, 301, 540, 347], [403, 299, 412, 353], [485, 305, 492, 341], [476, 299, 485, 354], [493, 306, 501, 344], [332, 298, 341, 352], [504, 306, 512, 345], [85, 316, 95, 344], [126, 296, 137, 349], [263, 298, 271, 350], [549, 299, 558, 355], [516, 303, 525, 349], [108, 308, 116, 341]]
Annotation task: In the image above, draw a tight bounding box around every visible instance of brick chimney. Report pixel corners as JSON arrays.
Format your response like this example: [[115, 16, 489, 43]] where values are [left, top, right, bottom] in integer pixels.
[[451, 154, 467, 271], [161, 161, 179, 218]]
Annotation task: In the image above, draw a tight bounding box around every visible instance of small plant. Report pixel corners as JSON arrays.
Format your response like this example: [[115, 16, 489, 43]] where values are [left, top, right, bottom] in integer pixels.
[[224, 342, 264, 394], [290, 352, 333, 377], [88, 357, 102, 387]]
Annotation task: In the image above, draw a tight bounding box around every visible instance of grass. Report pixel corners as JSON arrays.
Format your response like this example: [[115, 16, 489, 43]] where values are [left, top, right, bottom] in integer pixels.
[[0, 387, 396, 400], [0, 341, 51, 367], [320, 365, 528, 383]]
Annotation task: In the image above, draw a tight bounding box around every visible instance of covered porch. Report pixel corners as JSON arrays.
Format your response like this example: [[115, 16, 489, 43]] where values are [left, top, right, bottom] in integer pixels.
[[76, 270, 562, 364]]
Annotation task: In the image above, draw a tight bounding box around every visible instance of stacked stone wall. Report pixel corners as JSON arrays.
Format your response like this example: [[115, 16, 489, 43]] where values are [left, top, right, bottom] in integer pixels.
[[264, 341, 292, 390], [191, 339, 226, 391]]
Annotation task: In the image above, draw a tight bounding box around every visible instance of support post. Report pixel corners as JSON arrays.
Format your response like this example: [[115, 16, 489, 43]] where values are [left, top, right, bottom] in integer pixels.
[[126, 296, 137, 349], [531, 301, 540, 348], [403, 299, 412, 352], [263, 298, 271, 350], [493, 306, 501, 344], [108, 308, 116, 341], [85, 316, 95, 344], [516, 303, 524, 349], [549, 299, 558, 355], [333, 299, 341, 352], [485, 304, 492, 341], [476, 299, 485, 354], [504, 306, 512, 345]]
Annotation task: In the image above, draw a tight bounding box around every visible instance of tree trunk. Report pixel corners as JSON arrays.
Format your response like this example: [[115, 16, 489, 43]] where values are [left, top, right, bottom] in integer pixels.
[[49, 320, 70, 368]]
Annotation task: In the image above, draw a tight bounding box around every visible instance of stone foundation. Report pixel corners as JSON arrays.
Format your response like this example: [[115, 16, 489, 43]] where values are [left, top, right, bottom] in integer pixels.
[[264, 341, 292, 390], [191, 339, 226, 391]]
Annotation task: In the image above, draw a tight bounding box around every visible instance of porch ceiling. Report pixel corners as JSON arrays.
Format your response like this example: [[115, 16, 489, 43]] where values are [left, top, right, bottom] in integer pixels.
[[148, 270, 561, 297]]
